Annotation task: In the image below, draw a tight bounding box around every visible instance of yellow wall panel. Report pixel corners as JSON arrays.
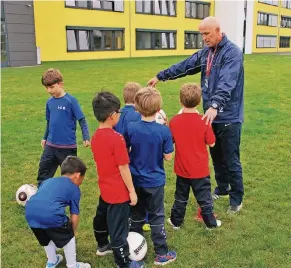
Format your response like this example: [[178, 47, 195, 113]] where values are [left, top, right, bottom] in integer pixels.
[[34, 1, 130, 61], [34, 0, 215, 62]]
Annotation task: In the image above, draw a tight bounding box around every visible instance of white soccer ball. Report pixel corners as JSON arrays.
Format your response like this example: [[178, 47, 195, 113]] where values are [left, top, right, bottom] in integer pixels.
[[127, 232, 147, 261], [16, 184, 38, 206], [155, 109, 167, 125]]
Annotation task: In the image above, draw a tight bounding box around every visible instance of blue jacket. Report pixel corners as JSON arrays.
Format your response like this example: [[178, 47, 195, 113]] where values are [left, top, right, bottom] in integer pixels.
[[157, 35, 244, 124]]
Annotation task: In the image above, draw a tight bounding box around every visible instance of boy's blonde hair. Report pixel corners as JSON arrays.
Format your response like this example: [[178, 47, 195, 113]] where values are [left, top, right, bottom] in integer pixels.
[[180, 83, 201, 108], [41, 68, 63, 87], [135, 87, 162, 117], [123, 82, 141, 104]]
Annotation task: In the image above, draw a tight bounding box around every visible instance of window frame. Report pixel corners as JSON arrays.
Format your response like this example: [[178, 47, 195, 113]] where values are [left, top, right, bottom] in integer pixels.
[[281, 15, 291, 28], [184, 31, 204, 49], [281, 0, 291, 9], [66, 26, 125, 52], [135, 0, 177, 17], [257, 11, 278, 27], [64, 0, 124, 13], [279, 36, 291, 48], [185, 0, 211, 19], [136, 29, 177, 50], [256, 35, 277, 48], [258, 0, 278, 6]]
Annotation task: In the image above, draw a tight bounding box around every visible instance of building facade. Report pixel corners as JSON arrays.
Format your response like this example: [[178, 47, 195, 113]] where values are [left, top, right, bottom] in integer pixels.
[[215, 0, 291, 54], [1, 0, 291, 67]]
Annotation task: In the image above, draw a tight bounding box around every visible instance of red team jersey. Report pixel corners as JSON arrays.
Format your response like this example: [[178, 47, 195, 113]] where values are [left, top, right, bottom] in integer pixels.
[[169, 113, 216, 179], [91, 128, 130, 204]]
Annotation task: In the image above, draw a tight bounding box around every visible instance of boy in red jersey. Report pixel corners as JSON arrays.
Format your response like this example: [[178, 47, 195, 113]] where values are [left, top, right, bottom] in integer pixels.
[[167, 83, 221, 229], [91, 91, 144, 268]]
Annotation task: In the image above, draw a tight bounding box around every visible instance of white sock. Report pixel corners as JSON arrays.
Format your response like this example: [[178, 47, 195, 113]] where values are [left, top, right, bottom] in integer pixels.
[[44, 241, 57, 264], [63, 237, 77, 268]]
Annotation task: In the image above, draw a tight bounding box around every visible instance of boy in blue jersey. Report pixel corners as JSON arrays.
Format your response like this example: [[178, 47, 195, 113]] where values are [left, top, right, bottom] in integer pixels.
[[26, 156, 91, 268], [127, 87, 177, 266], [37, 69, 90, 187], [113, 82, 150, 232], [114, 82, 141, 146]]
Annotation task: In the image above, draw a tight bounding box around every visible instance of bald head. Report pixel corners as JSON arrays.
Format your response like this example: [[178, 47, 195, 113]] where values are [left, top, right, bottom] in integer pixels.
[[199, 16, 223, 48], [199, 16, 221, 29]]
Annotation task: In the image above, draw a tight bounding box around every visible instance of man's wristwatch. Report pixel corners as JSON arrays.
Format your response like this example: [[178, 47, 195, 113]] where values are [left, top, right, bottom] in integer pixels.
[[211, 102, 218, 109]]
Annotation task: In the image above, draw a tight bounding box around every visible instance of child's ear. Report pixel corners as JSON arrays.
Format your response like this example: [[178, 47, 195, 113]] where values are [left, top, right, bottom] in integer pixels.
[[75, 172, 82, 180]]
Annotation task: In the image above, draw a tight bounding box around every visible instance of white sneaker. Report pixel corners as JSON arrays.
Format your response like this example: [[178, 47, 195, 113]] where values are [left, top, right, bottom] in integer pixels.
[[227, 203, 243, 214], [77, 262, 91, 268], [167, 218, 180, 230], [46, 254, 63, 268], [206, 220, 222, 230], [216, 220, 222, 227]]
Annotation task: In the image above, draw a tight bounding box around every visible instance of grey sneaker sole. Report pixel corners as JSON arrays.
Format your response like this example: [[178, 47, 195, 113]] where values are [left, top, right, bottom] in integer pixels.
[[227, 204, 243, 214], [96, 249, 113, 256], [154, 256, 177, 266]]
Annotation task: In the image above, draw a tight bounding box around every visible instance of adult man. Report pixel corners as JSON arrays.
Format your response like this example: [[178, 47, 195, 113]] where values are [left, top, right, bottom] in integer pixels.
[[148, 17, 244, 214]]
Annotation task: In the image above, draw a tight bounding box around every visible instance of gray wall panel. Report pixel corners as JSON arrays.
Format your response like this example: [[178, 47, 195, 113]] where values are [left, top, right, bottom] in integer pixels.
[[10, 60, 37, 67], [8, 42, 36, 52], [6, 24, 35, 34], [3, 0, 36, 67], [5, 14, 34, 25], [4, 1, 34, 6], [8, 33, 35, 43], [4, 4, 33, 15], [9, 51, 37, 61]]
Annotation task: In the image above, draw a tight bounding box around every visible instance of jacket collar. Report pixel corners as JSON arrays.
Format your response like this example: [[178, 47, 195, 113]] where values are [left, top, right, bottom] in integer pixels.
[[217, 33, 228, 48], [209, 33, 228, 51]]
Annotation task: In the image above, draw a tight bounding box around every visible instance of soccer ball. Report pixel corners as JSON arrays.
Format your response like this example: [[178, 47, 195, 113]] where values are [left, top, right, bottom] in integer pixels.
[[16, 184, 38, 206], [155, 109, 167, 125], [127, 232, 147, 261]]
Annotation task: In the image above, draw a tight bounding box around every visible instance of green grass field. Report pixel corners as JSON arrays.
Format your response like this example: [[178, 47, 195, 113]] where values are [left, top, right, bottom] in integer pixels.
[[2, 55, 291, 268]]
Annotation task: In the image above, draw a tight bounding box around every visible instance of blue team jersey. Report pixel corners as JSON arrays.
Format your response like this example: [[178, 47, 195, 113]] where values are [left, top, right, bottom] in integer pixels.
[[127, 121, 174, 187], [25, 177, 80, 229], [114, 105, 141, 142], [46, 93, 85, 146]]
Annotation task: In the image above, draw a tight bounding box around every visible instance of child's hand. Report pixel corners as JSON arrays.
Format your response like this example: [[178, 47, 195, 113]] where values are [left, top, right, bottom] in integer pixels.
[[83, 140, 90, 147], [129, 191, 138, 206], [41, 139, 46, 148]]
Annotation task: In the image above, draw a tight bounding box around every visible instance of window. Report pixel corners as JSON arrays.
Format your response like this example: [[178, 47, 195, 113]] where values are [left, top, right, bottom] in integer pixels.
[[256, 35, 277, 48], [65, 0, 124, 12], [65, 0, 90, 8], [258, 0, 278, 6], [257, 12, 278, 26], [185, 31, 204, 49], [279, 36, 290, 48], [136, 30, 176, 50], [281, 0, 291, 9], [135, 0, 176, 16], [66, 27, 124, 51], [281, 16, 291, 28], [185, 1, 210, 19]]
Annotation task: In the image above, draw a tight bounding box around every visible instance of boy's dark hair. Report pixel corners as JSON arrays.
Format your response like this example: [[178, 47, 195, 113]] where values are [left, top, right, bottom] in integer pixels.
[[92, 91, 121, 122], [41, 68, 63, 87], [61, 156, 87, 176], [180, 83, 201, 108]]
